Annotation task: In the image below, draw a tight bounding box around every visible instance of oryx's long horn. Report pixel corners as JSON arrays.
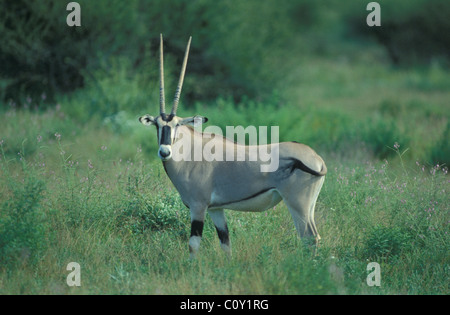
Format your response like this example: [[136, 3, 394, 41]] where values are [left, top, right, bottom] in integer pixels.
[[159, 34, 166, 115], [171, 36, 192, 116]]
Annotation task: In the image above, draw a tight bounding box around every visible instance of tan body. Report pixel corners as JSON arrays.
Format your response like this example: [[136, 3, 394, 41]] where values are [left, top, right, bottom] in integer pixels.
[[159, 125, 326, 257], [138, 35, 327, 258]]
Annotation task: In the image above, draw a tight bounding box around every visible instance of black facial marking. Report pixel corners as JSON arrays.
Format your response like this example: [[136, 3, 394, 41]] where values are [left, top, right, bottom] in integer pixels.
[[160, 126, 172, 145], [160, 113, 174, 122], [166, 114, 174, 122], [190, 220, 204, 237]]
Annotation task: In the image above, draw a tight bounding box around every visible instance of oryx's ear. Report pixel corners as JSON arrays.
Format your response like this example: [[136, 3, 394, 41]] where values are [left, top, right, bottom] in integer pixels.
[[139, 115, 156, 126], [178, 115, 208, 126]]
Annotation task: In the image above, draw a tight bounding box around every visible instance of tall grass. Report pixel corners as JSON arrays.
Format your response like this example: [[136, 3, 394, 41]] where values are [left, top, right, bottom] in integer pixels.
[[0, 98, 448, 294]]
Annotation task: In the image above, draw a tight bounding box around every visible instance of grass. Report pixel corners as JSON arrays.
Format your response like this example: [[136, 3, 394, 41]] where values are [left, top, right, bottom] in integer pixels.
[[0, 57, 449, 295], [0, 134, 447, 294]]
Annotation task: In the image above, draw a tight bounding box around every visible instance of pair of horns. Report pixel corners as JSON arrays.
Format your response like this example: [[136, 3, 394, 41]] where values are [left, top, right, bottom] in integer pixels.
[[159, 34, 192, 117]]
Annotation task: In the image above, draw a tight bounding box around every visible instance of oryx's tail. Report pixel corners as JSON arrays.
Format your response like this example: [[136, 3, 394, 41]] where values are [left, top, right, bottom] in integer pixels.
[[289, 157, 327, 177]]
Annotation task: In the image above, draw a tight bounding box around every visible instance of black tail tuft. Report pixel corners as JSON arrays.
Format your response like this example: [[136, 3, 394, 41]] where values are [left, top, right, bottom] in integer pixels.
[[289, 158, 327, 176]]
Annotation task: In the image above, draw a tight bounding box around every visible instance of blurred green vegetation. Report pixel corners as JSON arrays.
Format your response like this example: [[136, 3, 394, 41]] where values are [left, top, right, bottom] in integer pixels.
[[0, 0, 303, 103], [1, 0, 449, 104], [345, 0, 450, 65]]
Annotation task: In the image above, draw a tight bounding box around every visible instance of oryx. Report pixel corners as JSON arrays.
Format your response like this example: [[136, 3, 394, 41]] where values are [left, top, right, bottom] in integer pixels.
[[139, 35, 327, 258]]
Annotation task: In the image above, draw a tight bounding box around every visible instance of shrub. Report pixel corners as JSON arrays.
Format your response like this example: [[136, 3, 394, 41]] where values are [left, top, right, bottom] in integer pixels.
[[117, 185, 189, 236], [0, 0, 142, 102], [0, 153, 49, 266], [0, 0, 312, 105], [364, 226, 412, 261], [359, 115, 410, 159], [430, 121, 450, 166], [345, 0, 450, 65]]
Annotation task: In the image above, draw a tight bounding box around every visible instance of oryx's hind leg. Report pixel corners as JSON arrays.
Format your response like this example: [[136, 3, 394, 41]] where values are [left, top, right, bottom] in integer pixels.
[[208, 209, 231, 257], [280, 175, 325, 247], [308, 181, 323, 244]]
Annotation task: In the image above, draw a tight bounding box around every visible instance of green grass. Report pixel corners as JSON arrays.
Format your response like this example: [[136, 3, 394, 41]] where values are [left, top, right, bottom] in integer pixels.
[[0, 58, 449, 295], [0, 130, 447, 294]]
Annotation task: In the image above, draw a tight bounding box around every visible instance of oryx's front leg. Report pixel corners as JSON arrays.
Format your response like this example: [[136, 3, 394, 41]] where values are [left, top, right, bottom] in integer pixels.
[[208, 209, 231, 257], [189, 206, 207, 259]]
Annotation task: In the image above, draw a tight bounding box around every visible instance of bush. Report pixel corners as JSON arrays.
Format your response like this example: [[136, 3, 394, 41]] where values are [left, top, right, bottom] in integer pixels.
[[430, 121, 450, 166], [345, 0, 450, 65], [0, 0, 313, 105], [0, 0, 143, 103], [359, 114, 410, 159], [59, 57, 159, 121], [117, 182, 189, 236], [0, 154, 49, 266]]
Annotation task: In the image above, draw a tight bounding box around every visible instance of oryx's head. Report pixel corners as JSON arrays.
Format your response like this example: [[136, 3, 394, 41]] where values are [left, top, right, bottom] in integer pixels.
[[139, 34, 207, 161]]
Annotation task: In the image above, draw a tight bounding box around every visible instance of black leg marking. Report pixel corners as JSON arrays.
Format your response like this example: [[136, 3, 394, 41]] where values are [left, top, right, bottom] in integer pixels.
[[190, 220, 204, 238], [215, 225, 230, 246], [189, 220, 204, 256]]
